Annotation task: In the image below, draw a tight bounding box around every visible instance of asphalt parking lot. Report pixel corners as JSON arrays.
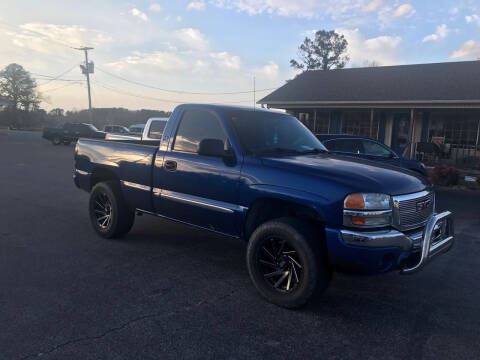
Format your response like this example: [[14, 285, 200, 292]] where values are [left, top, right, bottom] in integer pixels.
[[1, 129, 480, 360]]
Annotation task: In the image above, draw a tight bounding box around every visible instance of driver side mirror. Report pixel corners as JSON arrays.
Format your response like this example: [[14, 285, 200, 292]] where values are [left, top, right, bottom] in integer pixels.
[[198, 138, 227, 157]]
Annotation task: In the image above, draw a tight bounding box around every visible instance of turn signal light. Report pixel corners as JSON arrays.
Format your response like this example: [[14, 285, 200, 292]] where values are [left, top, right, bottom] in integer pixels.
[[351, 217, 366, 226], [344, 194, 365, 209]]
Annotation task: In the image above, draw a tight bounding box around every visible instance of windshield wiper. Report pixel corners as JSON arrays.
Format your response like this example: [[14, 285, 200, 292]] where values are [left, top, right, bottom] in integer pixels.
[[298, 148, 328, 155], [258, 148, 303, 156], [258, 148, 328, 157]]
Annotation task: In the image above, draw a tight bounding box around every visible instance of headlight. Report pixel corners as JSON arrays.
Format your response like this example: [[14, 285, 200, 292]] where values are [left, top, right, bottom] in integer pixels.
[[343, 193, 392, 227]]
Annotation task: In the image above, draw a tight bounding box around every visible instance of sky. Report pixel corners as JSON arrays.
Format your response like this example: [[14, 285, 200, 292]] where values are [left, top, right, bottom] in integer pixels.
[[0, 0, 479, 111]]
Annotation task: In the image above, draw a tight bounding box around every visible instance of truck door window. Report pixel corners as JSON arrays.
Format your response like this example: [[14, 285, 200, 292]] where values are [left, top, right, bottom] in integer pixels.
[[148, 121, 167, 139], [173, 110, 227, 153]]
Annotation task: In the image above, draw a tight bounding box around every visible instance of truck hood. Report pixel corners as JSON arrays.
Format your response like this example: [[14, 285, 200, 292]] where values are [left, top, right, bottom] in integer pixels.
[[261, 153, 429, 196]]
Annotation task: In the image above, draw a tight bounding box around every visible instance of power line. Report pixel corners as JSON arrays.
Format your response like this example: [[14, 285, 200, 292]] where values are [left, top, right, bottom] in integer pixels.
[[41, 81, 83, 93], [96, 66, 279, 95], [36, 64, 79, 87], [33, 73, 85, 82], [93, 80, 252, 105]]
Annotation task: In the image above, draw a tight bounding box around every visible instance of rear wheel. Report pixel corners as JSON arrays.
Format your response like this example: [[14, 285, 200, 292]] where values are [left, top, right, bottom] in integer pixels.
[[246, 217, 331, 308], [89, 181, 135, 238]]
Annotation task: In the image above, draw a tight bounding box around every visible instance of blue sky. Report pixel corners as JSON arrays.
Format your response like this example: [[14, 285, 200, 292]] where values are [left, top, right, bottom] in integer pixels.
[[1, 0, 479, 110]]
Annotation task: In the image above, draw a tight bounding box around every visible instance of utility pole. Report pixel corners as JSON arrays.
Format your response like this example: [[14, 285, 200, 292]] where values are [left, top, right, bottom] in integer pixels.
[[75, 46, 94, 121], [253, 76, 256, 110]]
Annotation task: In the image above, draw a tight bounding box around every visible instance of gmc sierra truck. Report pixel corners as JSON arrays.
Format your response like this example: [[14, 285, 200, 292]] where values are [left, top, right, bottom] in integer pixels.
[[74, 104, 454, 308]]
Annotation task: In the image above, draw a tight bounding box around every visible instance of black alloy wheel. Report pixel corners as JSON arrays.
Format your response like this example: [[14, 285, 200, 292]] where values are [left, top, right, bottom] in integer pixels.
[[258, 237, 303, 293], [246, 217, 331, 308], [92, 192, 113, 230], [88, 181, 135, 238]]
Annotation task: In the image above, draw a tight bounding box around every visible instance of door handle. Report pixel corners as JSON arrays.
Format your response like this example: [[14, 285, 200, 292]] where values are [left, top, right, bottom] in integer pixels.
[[164, 160, 177, 171]]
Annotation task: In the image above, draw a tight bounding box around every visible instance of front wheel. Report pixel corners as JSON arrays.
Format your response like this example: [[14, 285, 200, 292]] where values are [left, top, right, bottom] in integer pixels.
[[246, 217, 331, 308], [89, 181, 135, 238], [52, 136, 61, 145]]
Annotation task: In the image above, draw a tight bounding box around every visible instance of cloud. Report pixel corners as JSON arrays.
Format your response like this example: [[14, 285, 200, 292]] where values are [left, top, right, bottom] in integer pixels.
[[465, 14, 480, 26], [107, 51, 188, 71], [363, 0, 383, 12], [149, 3, 162, 12], [130, 8, 149, 21], [450, 40, 480, 59], [337, 28, 402, 66], [9, 23, 112, 53], [209, 0, 367, 19], [175, 28, 209, 51], [422, 24, 448, 42], [210, 52, 241, 70], [255, 61, 279, 81], [392, 4, 415, 18], [187, 1, 206, 11]]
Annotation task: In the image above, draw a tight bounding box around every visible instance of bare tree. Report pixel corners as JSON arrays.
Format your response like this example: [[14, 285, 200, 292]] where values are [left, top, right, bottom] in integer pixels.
[[364, 60, 380, 67], [0, 63, 41, 111], [290, 30, 349, 71]]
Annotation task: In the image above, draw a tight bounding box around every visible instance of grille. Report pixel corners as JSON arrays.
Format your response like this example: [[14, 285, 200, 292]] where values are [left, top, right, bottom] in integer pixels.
[[393, 191, 434, 230]]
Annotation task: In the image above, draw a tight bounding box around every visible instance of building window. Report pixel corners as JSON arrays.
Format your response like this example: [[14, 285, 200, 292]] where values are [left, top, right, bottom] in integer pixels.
[[314, 111, 329, 134], [341, 111, 379, 139], [428, 113, 480, 148]]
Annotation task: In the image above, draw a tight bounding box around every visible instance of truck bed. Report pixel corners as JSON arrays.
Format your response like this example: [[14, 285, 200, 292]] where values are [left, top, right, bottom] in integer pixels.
[[75, 138, 160, 211]]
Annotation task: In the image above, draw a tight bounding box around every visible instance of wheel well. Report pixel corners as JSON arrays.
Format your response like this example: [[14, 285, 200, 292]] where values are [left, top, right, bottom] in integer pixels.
[[90, 168, 120, 190], [243, 198, 323, 240]]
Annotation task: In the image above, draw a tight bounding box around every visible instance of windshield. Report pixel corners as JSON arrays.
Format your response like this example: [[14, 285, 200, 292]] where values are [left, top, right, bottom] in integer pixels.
[[87, 124, 98, 131], [227, 110, 327, 156]]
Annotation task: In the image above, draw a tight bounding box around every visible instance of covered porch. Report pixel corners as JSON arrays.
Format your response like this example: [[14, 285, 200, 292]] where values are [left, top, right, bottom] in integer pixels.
[[288, 107, 480, 170]]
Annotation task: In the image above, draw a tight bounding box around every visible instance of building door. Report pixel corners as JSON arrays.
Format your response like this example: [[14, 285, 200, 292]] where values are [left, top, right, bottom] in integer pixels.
[[391, 113, 411, 156]]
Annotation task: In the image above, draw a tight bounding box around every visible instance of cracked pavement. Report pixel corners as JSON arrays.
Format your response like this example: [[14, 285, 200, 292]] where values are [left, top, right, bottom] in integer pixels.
[[1, 130, 480, 359]]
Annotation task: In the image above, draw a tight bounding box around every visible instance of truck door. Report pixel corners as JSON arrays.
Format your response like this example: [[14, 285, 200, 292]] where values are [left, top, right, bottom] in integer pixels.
[[154, 109, 243, 236]]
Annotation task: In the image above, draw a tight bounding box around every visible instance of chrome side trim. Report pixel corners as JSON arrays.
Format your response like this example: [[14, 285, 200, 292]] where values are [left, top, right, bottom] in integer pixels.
[[120, 181, 151, 192], [161, 189, 248, 214], [152, 187, 161, 196], [401, 211, 454, 274], [75, 169, 89, 176]]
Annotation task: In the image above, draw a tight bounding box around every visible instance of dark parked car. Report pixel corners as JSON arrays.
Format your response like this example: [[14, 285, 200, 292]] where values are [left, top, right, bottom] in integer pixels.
[[73, 104, 454, 308], [316, 134, 427, 176], [42, 123, 105, 145], [104, 125, 130, 134]]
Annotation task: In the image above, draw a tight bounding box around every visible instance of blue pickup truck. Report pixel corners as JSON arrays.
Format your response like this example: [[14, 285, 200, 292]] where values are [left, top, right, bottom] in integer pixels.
[[74, 104, 454, 308]]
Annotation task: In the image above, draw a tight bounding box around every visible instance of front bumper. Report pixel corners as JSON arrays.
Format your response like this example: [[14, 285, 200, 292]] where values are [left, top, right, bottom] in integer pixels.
[[338, 211, 454, 273]]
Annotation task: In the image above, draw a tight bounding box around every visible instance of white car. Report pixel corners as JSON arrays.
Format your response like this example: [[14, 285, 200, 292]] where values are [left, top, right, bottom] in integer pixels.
[[105, 117, 168, 141]]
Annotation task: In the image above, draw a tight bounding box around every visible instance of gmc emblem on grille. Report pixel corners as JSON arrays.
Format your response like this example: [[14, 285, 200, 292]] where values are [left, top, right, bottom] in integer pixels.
[[416, 199, 431, 211]]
